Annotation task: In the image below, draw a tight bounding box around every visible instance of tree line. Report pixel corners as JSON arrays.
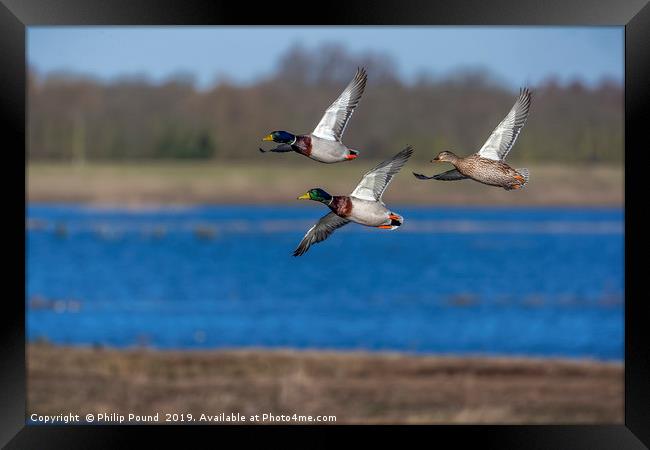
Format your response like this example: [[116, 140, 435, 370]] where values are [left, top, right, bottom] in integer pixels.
[[28, 44, 623, 164]]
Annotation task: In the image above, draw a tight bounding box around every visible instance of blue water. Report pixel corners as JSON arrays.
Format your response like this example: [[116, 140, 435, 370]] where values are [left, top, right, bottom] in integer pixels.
[[26, 204, 624, 360]]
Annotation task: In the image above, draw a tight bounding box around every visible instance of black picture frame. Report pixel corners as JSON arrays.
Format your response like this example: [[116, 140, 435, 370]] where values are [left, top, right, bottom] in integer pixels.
[[2, 0, 648, 447]]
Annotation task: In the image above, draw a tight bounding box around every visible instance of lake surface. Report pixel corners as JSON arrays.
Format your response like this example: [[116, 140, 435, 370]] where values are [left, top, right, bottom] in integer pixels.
[[26, 204, 624, 360]]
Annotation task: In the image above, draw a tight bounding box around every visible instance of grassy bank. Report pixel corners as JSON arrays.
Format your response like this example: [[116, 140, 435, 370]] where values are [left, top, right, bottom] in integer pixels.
[[27, 343, 623, 424], [27, 161, 623, 206]]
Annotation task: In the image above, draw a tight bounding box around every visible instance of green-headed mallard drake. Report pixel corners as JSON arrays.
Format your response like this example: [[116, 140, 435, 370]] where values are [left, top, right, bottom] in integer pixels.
[[293, 146, 413, 256], [413, 88, 532, 190], [260, 68, 367, 163]]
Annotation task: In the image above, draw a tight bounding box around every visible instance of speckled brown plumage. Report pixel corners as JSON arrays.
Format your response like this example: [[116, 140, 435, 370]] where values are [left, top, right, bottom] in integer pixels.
[[454, 155, 527, 190], [413, 88, 532, 191]]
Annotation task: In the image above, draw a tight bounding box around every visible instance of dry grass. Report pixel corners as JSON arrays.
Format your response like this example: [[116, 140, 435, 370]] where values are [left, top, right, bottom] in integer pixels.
[[27, 343, 623, 424], [27, 161, 623, 206]]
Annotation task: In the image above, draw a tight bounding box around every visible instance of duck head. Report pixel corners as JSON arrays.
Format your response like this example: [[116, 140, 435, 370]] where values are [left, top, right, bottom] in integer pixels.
[[262, 131, 297, 145], [431, 151, 458, 163], [297, 188, 333, 204]]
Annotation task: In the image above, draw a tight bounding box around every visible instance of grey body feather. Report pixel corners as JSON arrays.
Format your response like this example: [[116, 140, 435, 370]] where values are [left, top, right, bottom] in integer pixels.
[[308, 135, 355, 163]]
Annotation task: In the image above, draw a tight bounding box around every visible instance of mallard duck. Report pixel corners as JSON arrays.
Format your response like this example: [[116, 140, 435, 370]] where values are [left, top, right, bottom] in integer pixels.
[[293, 146, 413, 256], [413, 88, 532, 190], [260, 68, 367, 163]]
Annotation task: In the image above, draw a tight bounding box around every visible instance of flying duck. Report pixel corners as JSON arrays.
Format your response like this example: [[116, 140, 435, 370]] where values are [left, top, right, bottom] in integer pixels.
[[413, 88, 532, 190], [260, 68, 367, 163], [293, 146, 413, 256]]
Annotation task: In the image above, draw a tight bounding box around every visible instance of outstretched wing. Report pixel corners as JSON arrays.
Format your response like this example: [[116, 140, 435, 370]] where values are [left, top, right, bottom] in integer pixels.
[[413, 169, 467, 181], [259, 144, 293, 153], [312, 68, 367, 142], [351, 146, 414, 201], [477, 88, 532, 161], [293, 213, 350, 256]]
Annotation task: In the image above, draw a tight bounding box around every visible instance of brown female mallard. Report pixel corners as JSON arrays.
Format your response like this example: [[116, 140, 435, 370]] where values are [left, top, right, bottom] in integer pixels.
[[413, 88, 532, 190]]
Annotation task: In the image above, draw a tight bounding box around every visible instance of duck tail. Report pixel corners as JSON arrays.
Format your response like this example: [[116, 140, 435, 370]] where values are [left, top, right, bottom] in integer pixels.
[[345, 149, 359, 160], [516, 168, 530, 188], [381, 213, 403, 230]]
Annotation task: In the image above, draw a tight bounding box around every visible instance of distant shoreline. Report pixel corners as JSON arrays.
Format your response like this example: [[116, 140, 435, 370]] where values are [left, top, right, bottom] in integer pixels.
[[27, 162, 624, 207], [28, 343, 623, 424]]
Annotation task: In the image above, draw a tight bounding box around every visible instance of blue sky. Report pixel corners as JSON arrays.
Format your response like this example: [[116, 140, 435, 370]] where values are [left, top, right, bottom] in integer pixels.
[[28, 26, 623, 89]]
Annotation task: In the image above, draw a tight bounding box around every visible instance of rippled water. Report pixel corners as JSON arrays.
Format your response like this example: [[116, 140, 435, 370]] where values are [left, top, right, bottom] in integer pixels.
[[26, 204, 624, 360]]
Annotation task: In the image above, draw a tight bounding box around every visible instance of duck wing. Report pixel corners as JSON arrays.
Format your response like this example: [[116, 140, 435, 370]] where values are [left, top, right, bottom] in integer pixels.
[[293, 212, 350, 256], [413, 169, 467, 181], [351, 146, 414, 201], [312, 68, 367, 142], [259, 144, 293, 153], [477, 87, 532, 161]]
